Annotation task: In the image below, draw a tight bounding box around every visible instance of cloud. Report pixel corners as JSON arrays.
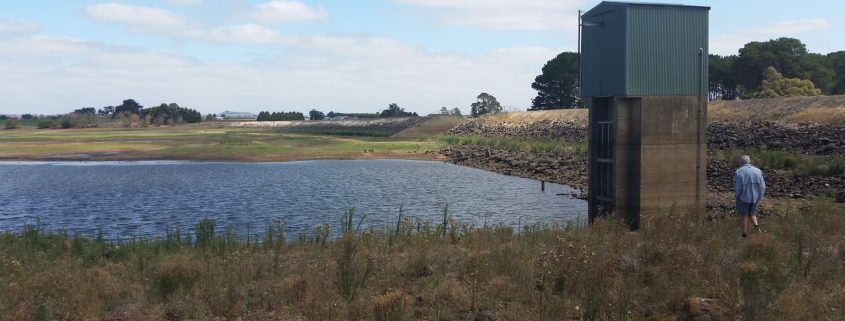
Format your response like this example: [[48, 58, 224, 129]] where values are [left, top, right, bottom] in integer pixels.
[[0, 33, 557, 115], [0, 19, 41, 38], [84, 3, 294, 45], [391, 0, 589, 31], [711, 18, 831, 55], [85, 3, 196, 34], [251, 0, 328, 23], [163, 0, 202, 4], [207, 24, 292, 44]]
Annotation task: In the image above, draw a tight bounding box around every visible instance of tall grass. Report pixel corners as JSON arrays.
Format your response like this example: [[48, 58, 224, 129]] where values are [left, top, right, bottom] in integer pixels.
[[1, 200, 842, 321], [713, 148, 845, 177]]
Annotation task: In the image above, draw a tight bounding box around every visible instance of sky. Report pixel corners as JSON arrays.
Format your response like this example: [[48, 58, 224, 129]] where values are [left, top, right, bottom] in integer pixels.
[[0, 0, 842, 116]]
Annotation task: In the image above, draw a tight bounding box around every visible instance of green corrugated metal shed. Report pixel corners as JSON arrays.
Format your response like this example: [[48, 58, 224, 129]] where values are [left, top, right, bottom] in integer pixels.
[[581, 1, 710, 98]]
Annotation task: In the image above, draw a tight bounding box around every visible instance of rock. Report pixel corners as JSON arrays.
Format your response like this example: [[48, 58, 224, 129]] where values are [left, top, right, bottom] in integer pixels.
[[104, 301, 145, 321], [474, 310, 497, 321], [678, 297, 736, 321]]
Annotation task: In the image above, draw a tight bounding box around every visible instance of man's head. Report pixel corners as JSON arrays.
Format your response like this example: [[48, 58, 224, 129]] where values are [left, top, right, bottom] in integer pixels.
[[740, 155, 751, 166]]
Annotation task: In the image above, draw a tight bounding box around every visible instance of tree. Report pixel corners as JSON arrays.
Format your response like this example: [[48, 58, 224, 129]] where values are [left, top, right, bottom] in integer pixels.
[[470, 93, 502, 117], [829, 51, 845, 94], [451, 107, 462, 116], [735, 38, 807, 94], [440, 107, 449, 115], [114, 99, 143, 115], [309, 109, 325, 120], [800, 53, 835, 94], [73, 107, 96, 114], [21, 114, 36, 120], [143, 103, 202, 125], [379, 103, 415, 118], [754, 66, 821, 98], [531, 52, 580, 109], [98, 106, 115, 116], [708, 54, 739, 100]]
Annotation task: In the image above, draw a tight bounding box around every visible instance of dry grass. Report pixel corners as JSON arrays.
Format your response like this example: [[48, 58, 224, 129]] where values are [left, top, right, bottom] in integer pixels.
[[1, 199, 843, 321], [479, 109, 588, 125], [708, 95, 845, 125]]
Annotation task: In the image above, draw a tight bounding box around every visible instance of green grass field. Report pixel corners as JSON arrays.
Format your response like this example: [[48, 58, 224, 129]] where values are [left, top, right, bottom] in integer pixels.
[[0, 125, 441, 162]]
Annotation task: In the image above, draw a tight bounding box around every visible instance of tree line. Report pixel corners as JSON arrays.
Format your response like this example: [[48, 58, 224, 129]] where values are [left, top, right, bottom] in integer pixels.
[[14, 99, 203, 129], [529, 37, 845, 109], [257, 111, 305, 121]]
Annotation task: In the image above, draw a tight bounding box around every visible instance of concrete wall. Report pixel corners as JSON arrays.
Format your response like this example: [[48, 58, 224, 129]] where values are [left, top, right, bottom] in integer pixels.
[[589, 96, 706, 228], [637, 96, 706, 218]]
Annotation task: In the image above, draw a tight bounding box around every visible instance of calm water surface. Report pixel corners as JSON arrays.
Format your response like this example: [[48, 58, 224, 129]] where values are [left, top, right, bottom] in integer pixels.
[[0, 160, 586, 238]]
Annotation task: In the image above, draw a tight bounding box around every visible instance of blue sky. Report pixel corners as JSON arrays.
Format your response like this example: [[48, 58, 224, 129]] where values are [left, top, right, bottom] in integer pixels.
[[0, 0, 842, 115]]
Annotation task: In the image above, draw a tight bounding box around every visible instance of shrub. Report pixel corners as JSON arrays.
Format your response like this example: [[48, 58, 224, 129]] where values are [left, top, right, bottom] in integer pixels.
[[373, 291, 414, 321], [4, 118, 18, 129], [37, 120, 56, 129], [154, 255, 202, 297]]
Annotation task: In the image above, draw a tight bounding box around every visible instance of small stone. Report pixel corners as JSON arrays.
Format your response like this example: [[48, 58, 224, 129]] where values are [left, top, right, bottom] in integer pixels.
[[474, 310, 497, 321], [678, 297, 736, 321]]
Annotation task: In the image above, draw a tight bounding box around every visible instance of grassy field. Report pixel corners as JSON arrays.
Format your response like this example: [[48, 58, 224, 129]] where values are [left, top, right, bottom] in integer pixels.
[[1, 198, 842, 321], [0, 125, 441, 162]]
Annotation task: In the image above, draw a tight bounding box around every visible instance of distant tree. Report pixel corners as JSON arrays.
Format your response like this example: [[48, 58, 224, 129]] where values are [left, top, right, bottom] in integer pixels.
[[257, 111, 305, 121], [754, 66, 821, 98], [829, 51, 845, 94], [73, 107, 96, 114], [0, 115, 7, 120], [143, 103, 202, 125], [439, 107, 449, 115], [99, 106, 115, 116], [732, 37, 837, 97], [205, 113, 214, 120], [379, 103, 415, 118], [531, 52, 580, 109], [801, 53, 835, 94], [114, 99, 143, 115], [451, 107, 462, 116], [709, 54, 739, 100], [309, 109, 325, 120], [21, 114, 36, 120], [470, 93, 502, 117]]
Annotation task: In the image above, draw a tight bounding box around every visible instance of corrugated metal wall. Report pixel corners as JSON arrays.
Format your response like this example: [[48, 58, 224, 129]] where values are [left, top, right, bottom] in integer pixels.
[[580, 2, 709, 98], [626, 5, 708, 96], [581, 3, 627, 97]]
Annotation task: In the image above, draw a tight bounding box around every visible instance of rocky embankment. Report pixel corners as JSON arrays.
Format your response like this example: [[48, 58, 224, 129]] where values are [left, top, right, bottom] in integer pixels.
[[708, 120, 845, 155], [441, 114, 845, 209]]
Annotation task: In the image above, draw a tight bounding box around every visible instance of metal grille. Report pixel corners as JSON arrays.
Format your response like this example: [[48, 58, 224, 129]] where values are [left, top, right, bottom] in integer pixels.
[[594, 120, 614, 216]]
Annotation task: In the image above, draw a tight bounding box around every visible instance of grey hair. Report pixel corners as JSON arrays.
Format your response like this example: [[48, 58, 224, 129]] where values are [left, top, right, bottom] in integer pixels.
[[740, 155, 751, 165]]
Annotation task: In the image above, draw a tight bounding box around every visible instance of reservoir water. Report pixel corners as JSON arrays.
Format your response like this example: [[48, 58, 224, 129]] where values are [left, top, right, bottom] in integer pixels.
[[0, 160, 586, 239]]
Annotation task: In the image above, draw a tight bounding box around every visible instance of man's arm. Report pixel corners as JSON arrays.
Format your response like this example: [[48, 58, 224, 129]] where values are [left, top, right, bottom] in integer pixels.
[[734, 171, 742, 199]]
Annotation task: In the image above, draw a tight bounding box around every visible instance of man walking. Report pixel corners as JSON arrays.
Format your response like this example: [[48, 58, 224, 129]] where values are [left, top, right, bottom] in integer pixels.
[[735, 155, 766, 238]]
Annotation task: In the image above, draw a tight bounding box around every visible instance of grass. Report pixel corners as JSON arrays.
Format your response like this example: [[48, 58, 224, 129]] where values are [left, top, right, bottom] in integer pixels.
[[712, 148, 845, 177], [1, 199, 842, 321], [434, 134, 587, 156], [0, 126, 441, 162]]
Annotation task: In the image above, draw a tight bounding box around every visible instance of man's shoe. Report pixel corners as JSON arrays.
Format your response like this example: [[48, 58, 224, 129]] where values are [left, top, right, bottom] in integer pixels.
[[742, 233, 747, 238], [754, 225, 763, 233]]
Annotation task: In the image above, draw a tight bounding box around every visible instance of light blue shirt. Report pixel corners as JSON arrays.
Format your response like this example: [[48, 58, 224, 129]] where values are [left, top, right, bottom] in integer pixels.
[[735, 164, 766, 204]]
